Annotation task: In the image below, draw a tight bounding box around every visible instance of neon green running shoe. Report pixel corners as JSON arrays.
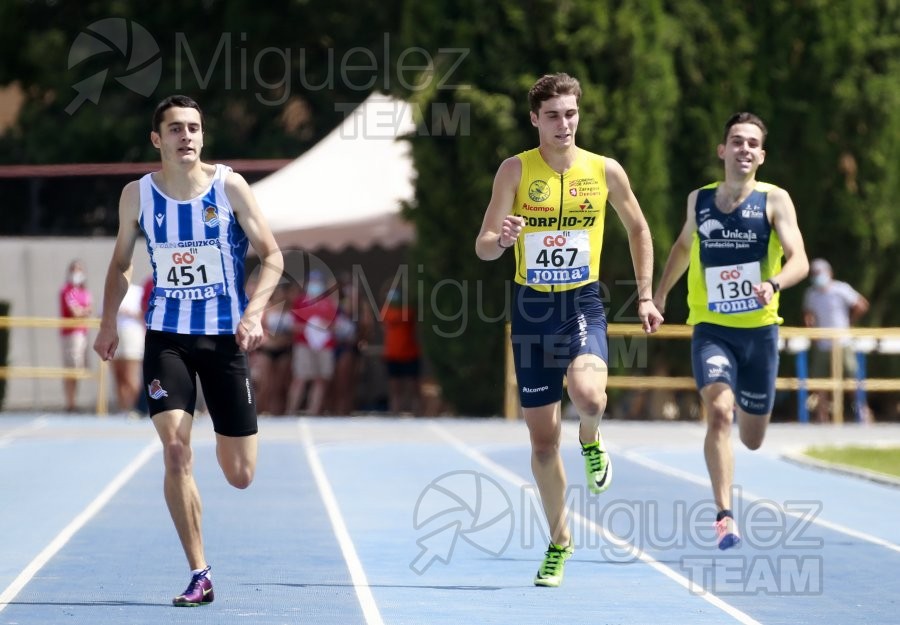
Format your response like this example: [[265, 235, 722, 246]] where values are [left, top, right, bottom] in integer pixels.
[[581, 435, 612, 494], [533, 542, 574, 587]]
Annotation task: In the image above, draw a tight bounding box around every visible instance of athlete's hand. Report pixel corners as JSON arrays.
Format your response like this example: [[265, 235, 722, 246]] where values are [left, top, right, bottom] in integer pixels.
[[236, 315, 265, 352], [93, 326, 119, 361], [498, 215, 525, 248], [752, 281, 776, 306], [638, 299, 664, 334]]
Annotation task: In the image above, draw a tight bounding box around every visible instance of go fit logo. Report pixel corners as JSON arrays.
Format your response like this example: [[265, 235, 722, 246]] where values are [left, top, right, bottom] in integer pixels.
[[542, 234, 570, 247], [719, 267, 744, 280]]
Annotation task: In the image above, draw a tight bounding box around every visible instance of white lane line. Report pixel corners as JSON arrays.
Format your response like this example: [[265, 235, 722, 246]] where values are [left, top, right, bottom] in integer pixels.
[[429, 423, 763, 625], [0, 416, 49, 447], [299, 419, 384, 625], [0, 437, 160, 612], [618, 448, 900, 555]]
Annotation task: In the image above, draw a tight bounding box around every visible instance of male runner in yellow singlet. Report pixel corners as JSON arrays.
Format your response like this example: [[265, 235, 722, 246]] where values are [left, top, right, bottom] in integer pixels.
[[476, 73, 663, 587]]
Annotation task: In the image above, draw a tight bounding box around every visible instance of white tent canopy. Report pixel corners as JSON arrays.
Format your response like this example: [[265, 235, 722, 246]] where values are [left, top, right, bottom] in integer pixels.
[[252, 93, 416, 251]]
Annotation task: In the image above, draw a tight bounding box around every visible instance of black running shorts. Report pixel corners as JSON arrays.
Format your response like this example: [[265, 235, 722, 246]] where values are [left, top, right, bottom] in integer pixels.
[[143, 330, 258, 437]]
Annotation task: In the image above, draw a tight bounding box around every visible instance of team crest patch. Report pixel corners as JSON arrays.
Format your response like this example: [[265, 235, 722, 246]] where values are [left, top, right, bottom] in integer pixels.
[[148, 379, 169, 400], [528, 180, 550, 202], [202, 204, 220, 228]]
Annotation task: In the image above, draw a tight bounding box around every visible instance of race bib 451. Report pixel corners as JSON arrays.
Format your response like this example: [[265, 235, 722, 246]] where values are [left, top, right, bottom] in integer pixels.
[[152, 241, 226, 300]]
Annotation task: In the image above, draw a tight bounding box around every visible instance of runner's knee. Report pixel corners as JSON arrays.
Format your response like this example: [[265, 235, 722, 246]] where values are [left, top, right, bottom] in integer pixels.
[[705, 395, 735, 429], [739, 420, 768, 450], [162, 438, 192, 474], [567, 386, 607, 418], [223, 462, 254, 489]]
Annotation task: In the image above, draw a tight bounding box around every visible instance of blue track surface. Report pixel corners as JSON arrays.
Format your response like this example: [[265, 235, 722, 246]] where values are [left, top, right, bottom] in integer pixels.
[[1, 415, 899, 624]]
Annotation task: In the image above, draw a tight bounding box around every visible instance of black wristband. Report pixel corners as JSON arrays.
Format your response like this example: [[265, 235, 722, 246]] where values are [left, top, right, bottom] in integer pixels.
[[637, 297, 653, 303], [765, 279, 780, 293], [498, 238, 513, 249]]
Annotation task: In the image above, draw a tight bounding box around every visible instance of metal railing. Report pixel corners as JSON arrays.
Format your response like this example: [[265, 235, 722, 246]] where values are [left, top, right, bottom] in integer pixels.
[[0, 316, 108, 415], [504, 324, 900, 422]]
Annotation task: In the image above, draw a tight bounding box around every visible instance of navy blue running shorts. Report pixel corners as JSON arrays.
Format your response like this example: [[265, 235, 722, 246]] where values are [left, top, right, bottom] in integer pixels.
[[510, 281, 609, 408], [691, 322, 780, 415], [143, 330, 258, 437]]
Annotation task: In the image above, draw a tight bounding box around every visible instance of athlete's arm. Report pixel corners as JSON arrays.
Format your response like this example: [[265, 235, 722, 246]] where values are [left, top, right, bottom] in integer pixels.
[[605, 157, 663, 333], [475, 157, 524, 261], [653, 190, 698, 314], [226, 171, 284, 352], [94, 181, 142, 361], [753, 187, 809, 304]]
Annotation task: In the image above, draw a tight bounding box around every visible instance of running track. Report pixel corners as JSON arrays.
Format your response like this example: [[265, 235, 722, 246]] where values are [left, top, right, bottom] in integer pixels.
[[1, 415, 898, 624]]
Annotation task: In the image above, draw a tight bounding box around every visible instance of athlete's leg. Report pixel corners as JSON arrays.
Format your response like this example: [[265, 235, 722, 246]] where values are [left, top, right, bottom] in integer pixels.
[[523, 402, 570, 547], [733, 325, 778, 451], [700, 382, 736, 512], [152, 409, 207, 570], [566, 353, 608, 444], [215, 433, 257, 489], [194, 336, 260, 488], [736, 408, 770, 451]]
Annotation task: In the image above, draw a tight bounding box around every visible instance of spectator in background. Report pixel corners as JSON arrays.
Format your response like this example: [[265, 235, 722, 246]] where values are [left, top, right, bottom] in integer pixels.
[[112, 282, 146, 413], [255, 282, 294, 415], [287, 271, 338, 415], [380, 282, 421, 415], [328, 273, 373, 415], [803, 258, 871, 422], [60, 259, 92, 412]]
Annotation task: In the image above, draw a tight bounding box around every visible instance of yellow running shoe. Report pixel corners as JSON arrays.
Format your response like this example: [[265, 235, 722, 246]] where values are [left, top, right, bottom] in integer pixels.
[[533, 543, 574, 587]]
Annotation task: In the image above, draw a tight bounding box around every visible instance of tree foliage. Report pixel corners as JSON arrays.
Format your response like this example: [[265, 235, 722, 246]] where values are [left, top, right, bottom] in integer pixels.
[[2, 0, 898, 414], [393, 0, 900, 414]]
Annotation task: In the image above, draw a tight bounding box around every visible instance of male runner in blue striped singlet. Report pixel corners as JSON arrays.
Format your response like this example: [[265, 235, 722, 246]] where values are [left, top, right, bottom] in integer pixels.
[[94, 95, 284, 606]]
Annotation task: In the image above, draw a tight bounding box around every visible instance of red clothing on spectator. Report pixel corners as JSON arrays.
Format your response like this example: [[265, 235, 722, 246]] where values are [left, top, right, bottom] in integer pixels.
[[60, 284, 92, 336], [381, 304, 420, 362], [291, 294, 339, 350]]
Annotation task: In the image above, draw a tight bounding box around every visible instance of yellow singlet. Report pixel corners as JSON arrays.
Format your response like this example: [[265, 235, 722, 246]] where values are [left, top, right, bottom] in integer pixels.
[[511, 148, 608, 292]]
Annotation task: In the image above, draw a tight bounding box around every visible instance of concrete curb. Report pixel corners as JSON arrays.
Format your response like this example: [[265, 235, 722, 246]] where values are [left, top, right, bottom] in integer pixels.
[[781, 451, 900, 489]]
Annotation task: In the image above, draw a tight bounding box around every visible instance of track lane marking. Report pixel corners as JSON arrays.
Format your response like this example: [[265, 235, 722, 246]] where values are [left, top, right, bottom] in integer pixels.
[[430, 423, 764, 625], [299, 419, 385, 625], [0, 437, 160, 612]]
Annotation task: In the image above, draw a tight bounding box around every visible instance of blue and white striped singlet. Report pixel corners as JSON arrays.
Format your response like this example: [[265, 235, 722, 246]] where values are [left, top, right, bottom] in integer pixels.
[[139, 164, 249, 335]]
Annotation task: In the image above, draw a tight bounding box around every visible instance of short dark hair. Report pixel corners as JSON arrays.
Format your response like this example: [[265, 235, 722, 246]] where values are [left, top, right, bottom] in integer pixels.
[[723, 112, 767, 144], [152, 95, 204, 133], [528, 73, 582, 114]]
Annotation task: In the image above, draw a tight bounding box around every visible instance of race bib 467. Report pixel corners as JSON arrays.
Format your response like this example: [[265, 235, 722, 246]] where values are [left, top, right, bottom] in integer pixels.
[[524, 230, 591, 285]]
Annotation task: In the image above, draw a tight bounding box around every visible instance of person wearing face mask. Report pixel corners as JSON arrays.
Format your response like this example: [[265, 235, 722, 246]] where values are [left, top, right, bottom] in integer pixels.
[[286, 271, 339, 415], [59, 259, 93, 412], [802, 258, 870, 422]]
